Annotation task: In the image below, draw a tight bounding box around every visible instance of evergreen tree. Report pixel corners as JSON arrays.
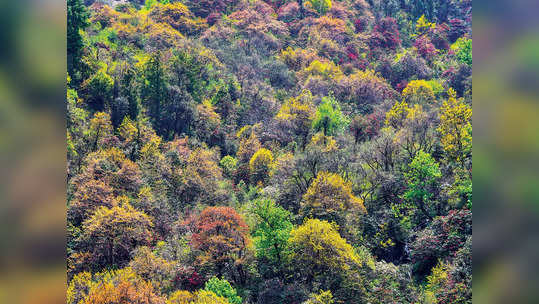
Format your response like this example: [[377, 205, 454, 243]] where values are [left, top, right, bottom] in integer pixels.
[[67, 0, 89, 84]]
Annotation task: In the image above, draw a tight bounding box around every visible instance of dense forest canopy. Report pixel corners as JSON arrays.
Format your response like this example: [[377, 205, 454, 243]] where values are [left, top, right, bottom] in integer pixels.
[[67, 0, 472, 302]]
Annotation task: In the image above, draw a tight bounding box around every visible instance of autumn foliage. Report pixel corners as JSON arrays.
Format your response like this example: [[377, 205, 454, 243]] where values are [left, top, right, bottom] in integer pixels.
[[67, 0, 472, 302]]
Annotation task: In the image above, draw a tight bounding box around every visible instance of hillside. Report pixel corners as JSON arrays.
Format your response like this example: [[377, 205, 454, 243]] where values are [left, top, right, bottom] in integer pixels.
[[67, 0, 472, 303]]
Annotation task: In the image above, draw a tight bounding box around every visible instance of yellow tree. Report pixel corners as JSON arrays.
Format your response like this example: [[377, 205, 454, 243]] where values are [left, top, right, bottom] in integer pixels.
[[288, 219, 360, 286], [385, 100, 410, 129], [385, 101, 436, 159], [249, 148, 274, 185], [300, 171, 366, 227], [67, 268, 165, 304], [402, 80, 435, 105], [88, 112, 113, 151], [437, 88, 472, 166], [305, 290, 334, 304], [167, 290, 230, 304], [77, 202, 153, 270], [275, 90, 316, 149], [304, 0, 332, 15]]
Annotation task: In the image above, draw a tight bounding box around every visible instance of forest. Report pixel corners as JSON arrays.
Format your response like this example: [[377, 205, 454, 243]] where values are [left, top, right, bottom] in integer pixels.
[[66, 0, 472, 303]]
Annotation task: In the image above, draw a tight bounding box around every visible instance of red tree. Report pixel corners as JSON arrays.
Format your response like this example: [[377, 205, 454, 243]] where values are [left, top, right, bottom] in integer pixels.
[[369, 17, 401, 50], [186, 206, 250, 284]]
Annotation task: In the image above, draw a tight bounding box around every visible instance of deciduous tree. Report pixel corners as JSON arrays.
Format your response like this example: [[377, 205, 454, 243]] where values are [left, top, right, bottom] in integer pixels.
[[312, 95, 348, 136], [186, 207, 250, 284], [288, 219, 360, 286], [249, 148, 274, 185], [77, 202, 153, 270], [437, 88, 472, 165], [300, 171, 365, 227]]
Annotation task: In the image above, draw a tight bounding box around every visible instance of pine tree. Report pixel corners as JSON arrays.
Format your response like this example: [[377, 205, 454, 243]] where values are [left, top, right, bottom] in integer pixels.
[[67, 0, 89, 84]]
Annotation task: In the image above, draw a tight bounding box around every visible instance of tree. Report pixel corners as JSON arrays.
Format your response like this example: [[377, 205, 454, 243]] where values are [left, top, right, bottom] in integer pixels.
[[249, 148, 274, 185], [437, 88, 472, 165], [415, 15, 435, 36], [71, 147, 143, 198], [141, 52, 168, 135], [167, 290, 232, 304], [179, 147, 225, 206], [275, 90, 316, 149], [129, 246, 176, 294], [304, 0, 332, 15], [410, 210, 472, 277], [402, 80, 435, 105], [402, 150, 441, 221], [237, 128, 262, 163], [68, 179, 114, 226], [167, 290, 194, 304], [236, 129, 262, 183], [385, 100, 410, 129], [68, 148, 143, 225], [77, 202, 153, 270], [191, 291, 231, 304], [160, 85, 196, 140], [312, 95, 348, 136], [203, 277, 242, 304], [187, 206, 250, 283], [304, 290, 334, 304], [149, 2, 208, 36], [220, 155, 238, 178], [67, 268, 165, 304], [369, 17, 401, 50], [451, 37, 472, 65], [194, 100, 221, 144], [288, 219, 360, 286], [336, 69, 397, 107], [67, 0, 89, 83], [251, 198, 293, 276], [82, 67, 114, 111], [349, 115, 368, 146], [300, 171, 366, 228], [88, 112, 113, 152]]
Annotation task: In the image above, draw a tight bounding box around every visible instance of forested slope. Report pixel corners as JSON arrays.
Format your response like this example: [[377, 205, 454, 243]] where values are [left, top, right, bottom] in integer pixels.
[[67, 0, 472, 303]]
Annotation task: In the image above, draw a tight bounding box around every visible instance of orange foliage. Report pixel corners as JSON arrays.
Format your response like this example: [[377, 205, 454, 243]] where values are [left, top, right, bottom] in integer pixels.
[[186, 206, 250, 278]]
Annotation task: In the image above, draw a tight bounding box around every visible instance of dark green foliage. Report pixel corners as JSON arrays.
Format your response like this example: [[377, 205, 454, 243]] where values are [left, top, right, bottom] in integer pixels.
[[67, 0, 89, 84], [140, 52, 167, 135]]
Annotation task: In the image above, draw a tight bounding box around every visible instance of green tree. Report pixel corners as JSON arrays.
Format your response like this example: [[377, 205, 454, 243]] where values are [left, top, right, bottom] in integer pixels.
[[67, 0, 89, 83], [312, 95, 348, 136], [451, 37, 472, 65], [82, 67, 114, 111], [403, 150, 441, 220], [220, 155, 238, 177], [203, 277, 242, 304], [141, 52, 167, 135], [251, 198, 293, 275]]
